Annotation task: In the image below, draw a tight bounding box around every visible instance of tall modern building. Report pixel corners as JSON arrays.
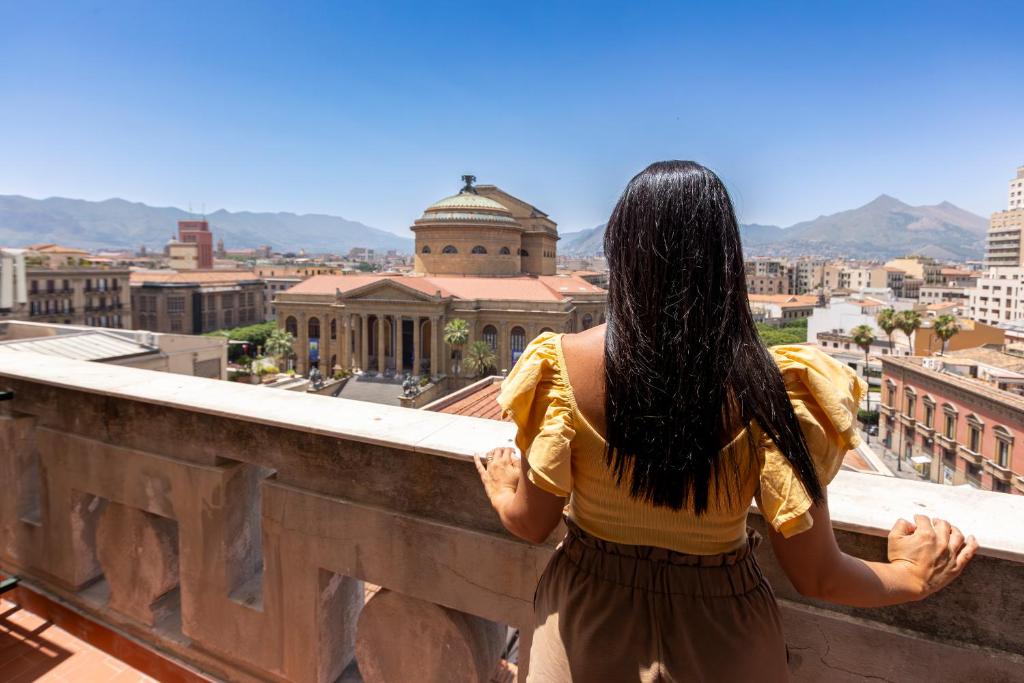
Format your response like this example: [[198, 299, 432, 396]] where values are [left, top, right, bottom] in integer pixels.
[[983, 166, 1024, 268], [178, 220, 214, 269]]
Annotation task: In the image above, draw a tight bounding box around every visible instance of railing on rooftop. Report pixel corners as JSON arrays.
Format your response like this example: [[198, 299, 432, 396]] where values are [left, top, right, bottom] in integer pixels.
[[0, 354, 1023, 682]]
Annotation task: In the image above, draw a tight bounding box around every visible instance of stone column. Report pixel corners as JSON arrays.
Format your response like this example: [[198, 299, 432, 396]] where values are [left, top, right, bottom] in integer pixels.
[[499, 321, 510, 374], [395, 316, 404, 376], [340, 315, 350, 370], [360, 314, 369, 371], [377, 315, 386, 375], [412, 317, 421, 376], [429, 316, 439, 377], [298, 312, 308, 375]]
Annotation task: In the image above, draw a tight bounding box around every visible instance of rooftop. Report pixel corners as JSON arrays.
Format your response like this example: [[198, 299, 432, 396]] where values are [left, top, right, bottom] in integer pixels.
[[130, 270, 261, 285], [882, 354, 1024, 410], [283, 273, 604, 302], [0, 330, 156, 362]]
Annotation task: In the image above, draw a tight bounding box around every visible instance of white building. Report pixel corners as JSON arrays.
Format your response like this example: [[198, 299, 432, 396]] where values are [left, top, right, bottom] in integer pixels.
[[0, 248, 28, 317], [967, 268, 1024, 326]]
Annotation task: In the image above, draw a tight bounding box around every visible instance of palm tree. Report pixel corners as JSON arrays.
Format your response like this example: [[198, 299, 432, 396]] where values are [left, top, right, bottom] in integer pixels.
[[443, 318, 470, 376], [264, 328, 295, 366], [463, 341, 497, 378], [894, 310, 922, 355], [850, 324, 875, 413], [876, 308, 898, 352], [933, 314, 961, 355]]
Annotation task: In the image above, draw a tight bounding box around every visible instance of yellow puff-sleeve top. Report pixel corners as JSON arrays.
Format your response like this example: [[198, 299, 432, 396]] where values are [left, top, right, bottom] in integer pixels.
[[497, 333, 866, 555]]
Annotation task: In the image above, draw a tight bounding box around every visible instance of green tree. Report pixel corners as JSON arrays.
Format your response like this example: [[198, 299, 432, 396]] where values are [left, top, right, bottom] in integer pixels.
[[463, 341, 497, 378], [264, 328, 295, 365], [755, 319, 807, 346], [933, 314, 961, 355], [876, 308, 898, 352], [895, 310, 922, 355], [443, 318, 470, 376], [851, 324, 875, 413]]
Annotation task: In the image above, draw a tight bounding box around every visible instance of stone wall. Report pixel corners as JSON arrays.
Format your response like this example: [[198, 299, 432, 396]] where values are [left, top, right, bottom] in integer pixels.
[[0, 352, 1022, 682]]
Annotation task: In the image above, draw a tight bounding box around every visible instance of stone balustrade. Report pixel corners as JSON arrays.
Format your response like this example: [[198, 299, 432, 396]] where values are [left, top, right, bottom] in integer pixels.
[[1, 352, 1022, 682]]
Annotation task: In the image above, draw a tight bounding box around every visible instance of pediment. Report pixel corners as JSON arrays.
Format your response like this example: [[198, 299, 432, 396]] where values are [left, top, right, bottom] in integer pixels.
[[338, 278, 440, 303]]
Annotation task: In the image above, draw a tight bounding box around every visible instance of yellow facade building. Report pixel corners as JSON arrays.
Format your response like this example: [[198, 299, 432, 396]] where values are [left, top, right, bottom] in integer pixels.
[[275, 176, 607, 376]]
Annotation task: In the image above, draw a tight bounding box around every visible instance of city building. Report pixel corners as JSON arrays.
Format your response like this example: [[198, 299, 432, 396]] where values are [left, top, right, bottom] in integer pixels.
[[176, 219, 214, 269], [0, 320, 227, 379], [0, 245, 133, 328], [747, 294, 817, 321], [167, 239, 199, 270], [880, 353, 1024, 494], [1007, 164, 1024, 210], [274, 177, 607, 376], [967, 267, 1024, 325], [982, 167, 1024, 267], [131, 270, 266, 334]]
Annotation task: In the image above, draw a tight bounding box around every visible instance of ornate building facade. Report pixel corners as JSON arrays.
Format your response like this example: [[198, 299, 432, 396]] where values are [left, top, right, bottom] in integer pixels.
[[275, 177, 607, 376]]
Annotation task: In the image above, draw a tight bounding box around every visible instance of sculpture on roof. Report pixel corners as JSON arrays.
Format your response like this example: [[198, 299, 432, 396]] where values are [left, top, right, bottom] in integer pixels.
[[460, 174, 477, 194]]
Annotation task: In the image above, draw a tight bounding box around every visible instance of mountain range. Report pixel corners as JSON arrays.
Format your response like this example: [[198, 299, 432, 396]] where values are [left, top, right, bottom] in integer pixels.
[[0, 195, 412, 254], [560, 194, 989, 260]]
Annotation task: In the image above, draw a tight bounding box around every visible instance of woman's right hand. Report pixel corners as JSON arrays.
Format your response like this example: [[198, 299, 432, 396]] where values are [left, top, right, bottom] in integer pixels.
[[887, 515, 978, 600]]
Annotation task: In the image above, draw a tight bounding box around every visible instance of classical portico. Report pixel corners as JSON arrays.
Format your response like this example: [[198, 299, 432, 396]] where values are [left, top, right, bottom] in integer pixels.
[[274, 177, 608, 379]]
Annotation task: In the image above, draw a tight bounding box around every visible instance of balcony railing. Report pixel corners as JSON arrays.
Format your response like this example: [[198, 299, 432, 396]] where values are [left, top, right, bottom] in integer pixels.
[[1, 353, 1022, 682], [957, 444, 984, 465]]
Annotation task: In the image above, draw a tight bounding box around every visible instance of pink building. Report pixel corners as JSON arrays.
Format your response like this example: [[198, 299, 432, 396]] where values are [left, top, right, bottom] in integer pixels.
[[880, 355, 1023, 494]]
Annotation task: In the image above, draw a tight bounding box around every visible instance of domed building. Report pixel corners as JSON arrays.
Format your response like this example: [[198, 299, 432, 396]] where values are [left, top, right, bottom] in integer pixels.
[[413, 175, 558, 277], [274, 176, 605, 379]]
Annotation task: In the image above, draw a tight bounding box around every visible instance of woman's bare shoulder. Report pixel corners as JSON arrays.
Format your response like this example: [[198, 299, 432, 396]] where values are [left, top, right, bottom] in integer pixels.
[[560, 323, 606, 360]]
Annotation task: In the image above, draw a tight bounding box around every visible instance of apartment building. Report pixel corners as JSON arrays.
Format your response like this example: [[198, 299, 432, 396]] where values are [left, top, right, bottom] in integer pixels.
[[880, 353, 1024, 494], [983, 167, 1024, 268], [131, 270, 266, 334]]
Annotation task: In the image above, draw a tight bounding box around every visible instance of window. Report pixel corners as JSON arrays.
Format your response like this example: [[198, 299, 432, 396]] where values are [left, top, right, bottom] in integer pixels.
[[308, 317, 320, 340], [223, 310, 233, 327], [167, 296, 185, 315], [46, 280, 54, 293], [170, 318, 182, 332], [997, 439, 1011, 468], [924, 403, 934, 429], [422, 245, 432, 254], [903, 390, 915, 418], [222, 293, 235, 309], [582, 313, 594, 330], [285, 316, 298, 336], [482, 324, 498, 352], [943, 413, 956, 439], [330, 318, 337, 340], [995, 426, 1013, 468], [471, 245, 487, 254], [968, 426, 981, 452], [519, 248, 529, 257], [442, 245, 458, 254], [499, 246, 511, 255], [510, 326, 526, 363], [30, 280, 38, 294]]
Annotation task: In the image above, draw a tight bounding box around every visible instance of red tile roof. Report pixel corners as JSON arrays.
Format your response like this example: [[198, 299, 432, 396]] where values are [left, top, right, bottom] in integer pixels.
[[436, 381, 507, 420], [285, 273, 602, 302], [131, 270, 261, 284]]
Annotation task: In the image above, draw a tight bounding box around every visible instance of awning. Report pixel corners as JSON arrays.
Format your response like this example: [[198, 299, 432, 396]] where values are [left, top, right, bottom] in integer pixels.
[[911, 455, 933, 465]]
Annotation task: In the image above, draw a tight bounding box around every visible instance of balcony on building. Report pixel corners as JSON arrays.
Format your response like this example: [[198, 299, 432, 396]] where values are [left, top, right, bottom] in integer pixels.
[[0, 353, 1022, 682]]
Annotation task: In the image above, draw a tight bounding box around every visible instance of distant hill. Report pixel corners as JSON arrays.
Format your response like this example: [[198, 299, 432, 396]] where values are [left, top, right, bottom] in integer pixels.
[[559, 195, 988, 260], [0, 194, 413, 254]]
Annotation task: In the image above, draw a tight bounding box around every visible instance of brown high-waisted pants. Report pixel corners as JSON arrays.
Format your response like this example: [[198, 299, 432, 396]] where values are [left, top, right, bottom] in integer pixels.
[[528, 520, 788, 682]]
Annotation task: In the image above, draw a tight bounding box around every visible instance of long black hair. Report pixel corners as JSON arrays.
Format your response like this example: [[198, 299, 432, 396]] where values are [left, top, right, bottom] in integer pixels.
[[603, 160, 823, 514]]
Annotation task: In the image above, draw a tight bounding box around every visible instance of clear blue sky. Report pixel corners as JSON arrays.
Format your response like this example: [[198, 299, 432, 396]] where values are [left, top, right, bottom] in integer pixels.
[[1, 1, 1022, 237]]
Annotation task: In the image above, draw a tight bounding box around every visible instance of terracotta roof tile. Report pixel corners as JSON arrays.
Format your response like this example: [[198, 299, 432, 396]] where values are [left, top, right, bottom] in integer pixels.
[[437, 382, 507, 420], [284, 273, 603, 302], [130, 270, 261, 284]]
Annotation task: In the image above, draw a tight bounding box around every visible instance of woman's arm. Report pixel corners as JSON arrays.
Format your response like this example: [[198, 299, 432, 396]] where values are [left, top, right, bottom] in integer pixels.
[[767, 493, 978, 607], [475, 447, 566, 544]]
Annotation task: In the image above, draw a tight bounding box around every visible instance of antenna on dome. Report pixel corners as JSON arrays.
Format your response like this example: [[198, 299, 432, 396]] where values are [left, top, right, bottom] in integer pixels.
[[460, 174, 477, 194]]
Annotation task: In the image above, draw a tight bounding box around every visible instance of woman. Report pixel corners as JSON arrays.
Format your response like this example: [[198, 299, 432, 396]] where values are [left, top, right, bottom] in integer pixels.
[[474, 161, 977, 682]]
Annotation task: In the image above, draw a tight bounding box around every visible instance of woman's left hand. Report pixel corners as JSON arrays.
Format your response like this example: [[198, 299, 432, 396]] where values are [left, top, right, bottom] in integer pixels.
[[474, 447, 521, 511]]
